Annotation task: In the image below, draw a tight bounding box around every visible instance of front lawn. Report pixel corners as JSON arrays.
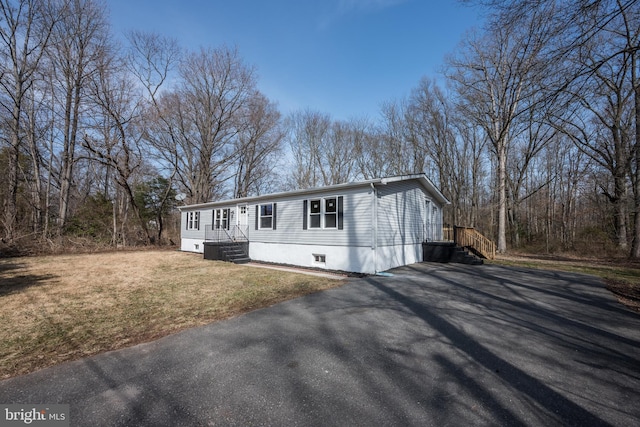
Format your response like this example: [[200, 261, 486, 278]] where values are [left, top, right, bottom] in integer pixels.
[[0, 250, 343, 379]]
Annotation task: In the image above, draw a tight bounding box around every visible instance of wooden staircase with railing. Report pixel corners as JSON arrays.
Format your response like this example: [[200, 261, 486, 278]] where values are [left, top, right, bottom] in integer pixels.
[[424, 226, 494, 265], [445, 226, 496, 260]]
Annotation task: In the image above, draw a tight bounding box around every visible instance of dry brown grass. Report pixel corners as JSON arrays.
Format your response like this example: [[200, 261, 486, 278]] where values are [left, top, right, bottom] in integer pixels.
[[0, 250, 343, 379]]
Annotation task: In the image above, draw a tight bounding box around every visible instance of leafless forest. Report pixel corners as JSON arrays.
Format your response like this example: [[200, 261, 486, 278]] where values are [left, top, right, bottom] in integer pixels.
[[1, 0, 638, 257]]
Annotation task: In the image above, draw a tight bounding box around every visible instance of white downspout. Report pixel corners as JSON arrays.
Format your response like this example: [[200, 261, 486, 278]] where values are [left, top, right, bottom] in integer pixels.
[[371, 183, 378, 273]]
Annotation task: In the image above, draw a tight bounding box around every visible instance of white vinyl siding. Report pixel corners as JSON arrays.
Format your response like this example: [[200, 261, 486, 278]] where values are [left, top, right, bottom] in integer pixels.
[[180, 176, 446, 260], [249, 187, 371, 247], [376, 181, 437, 247], [179, 175, 449, 272], [181, 209, 211, 241]]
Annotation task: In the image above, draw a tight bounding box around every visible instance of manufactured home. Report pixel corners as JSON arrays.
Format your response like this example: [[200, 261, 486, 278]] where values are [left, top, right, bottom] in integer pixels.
[[179, 174, 449, 274]]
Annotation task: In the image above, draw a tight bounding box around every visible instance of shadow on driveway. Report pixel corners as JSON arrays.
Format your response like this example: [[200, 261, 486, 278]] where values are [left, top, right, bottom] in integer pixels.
[[0, 262, 638, 426]]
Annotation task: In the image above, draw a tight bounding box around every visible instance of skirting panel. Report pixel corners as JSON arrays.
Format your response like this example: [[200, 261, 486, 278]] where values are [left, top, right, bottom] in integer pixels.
[[249, 242, 422, 274], [181, 238, 205, 253]]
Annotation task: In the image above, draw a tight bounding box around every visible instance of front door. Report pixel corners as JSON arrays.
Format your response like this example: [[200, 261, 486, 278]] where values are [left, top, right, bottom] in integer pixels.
[[238, 204, 248, 228], [236, 204, 249, 240]]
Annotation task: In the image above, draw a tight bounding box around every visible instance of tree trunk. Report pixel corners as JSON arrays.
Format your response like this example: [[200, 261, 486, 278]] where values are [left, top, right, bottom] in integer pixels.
[[5, 130, 19, 243], [497, 140, 508, 253], [631, 50, 640, 258], [58, 81, 82, 231], [614, 168, 629, 250]]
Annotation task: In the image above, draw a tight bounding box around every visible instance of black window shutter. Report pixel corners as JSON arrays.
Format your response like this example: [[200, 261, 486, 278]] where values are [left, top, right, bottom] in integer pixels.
[[303, 200, 308, 230], [197, 212, 200, 230], [255, 205, 259, 230], [273, 203, 277, 230], [226, 208, 231, 230], [338, 196, 344, 230]]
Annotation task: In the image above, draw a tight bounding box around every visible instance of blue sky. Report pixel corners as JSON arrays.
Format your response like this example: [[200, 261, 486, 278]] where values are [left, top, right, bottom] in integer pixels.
[[107, 0, 485, 121]]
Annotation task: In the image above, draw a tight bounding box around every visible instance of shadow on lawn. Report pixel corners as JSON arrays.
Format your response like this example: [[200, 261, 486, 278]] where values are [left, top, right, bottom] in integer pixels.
[[0, 260, 55, 296]]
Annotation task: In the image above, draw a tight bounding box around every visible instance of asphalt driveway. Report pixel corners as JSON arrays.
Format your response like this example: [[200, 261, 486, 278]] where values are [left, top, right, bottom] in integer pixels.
[[1, 262, 639, 426]]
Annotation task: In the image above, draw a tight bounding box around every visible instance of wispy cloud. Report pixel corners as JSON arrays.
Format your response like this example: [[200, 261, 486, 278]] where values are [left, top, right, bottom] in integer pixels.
[[336, 0, 408, 14], [318, 0, 410, 29]]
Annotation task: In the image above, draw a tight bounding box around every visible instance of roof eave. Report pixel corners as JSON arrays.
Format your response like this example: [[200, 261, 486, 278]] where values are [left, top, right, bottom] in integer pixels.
[[178, 173, 450, 210], [178, 178, 383, 211]]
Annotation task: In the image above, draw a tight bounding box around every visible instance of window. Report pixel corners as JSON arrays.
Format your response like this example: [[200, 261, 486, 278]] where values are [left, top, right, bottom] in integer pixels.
[[240, 206, 247, 215], [255, 203, 276, 230], [187, 211, 199, 230], [260, 203, 273, 229], [313, 254, 326, 264], [214, 209, 229, 229], [304, 196, 342, 230], [325, 198, 337, 228], [309, 199, 321, 228]]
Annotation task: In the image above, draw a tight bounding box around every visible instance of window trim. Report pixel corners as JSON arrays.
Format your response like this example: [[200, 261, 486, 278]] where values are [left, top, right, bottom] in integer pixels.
[[259, 203, 274, 230], [213, 208, 230, 230], [304, 196, 343, 230], [186, 211, 200, 230], [309, 199, 322, 229], [313, 254, 326, 264], [324, 197, 338, 229]]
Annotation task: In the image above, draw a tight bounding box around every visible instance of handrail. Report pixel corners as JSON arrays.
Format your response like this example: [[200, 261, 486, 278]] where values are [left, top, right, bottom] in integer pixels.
[[449, 226, 495, 260], [205, 225, 249, 242], [233, 225, 248, 241]]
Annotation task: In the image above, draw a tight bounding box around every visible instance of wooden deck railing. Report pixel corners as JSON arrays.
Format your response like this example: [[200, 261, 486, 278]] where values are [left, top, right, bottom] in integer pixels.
[[443, 227, 454, 242], [444, 226, 496, 260]]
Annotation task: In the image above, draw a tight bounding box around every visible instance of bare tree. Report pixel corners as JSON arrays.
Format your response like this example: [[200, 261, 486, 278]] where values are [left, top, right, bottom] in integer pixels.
[[349, 117, 383, 180], [22, 78, 52, 235], [152, 46, 257, 204], [549, 4, 637, 252], [403, 78, 491, 229], [286, 109, 331, 188], [48, 0, 109, 232], [126, 31, 181, 103], [453, 119, 489, 228], [406, 79, 459, 221], [126, 31, 181, 182], [505, 103, 559, 248], [378, 99, 422, 176], [616, 1, 640, 257], [446, 6, 555, 253], [83, 50, 156, 244], [126, 31, 181, 241], [465, 0, 640, 256], [0, 0, 57, 242], [233, 91, 284, 197]]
